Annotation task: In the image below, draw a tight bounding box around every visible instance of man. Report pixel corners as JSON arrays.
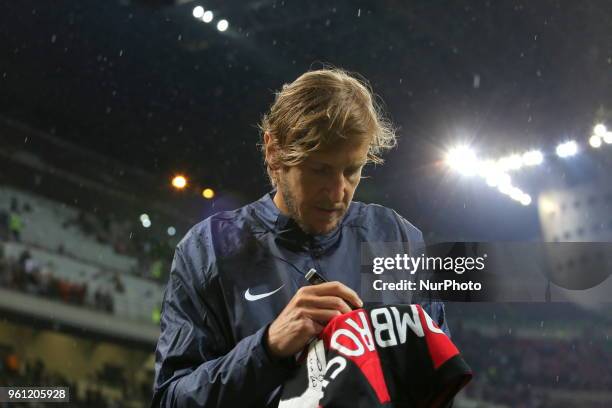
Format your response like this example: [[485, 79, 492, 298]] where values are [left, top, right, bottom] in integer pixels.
[[152, 68, 448, 407]]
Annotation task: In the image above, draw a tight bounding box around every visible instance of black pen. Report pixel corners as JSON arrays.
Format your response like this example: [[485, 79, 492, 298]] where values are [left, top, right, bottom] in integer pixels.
[[305, 268, 328, 285], [305, 268, 360, 310]]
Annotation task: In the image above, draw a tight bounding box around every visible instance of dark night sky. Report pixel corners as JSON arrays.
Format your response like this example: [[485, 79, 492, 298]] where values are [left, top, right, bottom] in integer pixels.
[[1, 0, 611, 240]]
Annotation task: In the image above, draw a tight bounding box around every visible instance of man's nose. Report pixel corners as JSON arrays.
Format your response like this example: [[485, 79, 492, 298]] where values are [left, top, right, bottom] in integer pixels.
[[326, 171, 345, 204]]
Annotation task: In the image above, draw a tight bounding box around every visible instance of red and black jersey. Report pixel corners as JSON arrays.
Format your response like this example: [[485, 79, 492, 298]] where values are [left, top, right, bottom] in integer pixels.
[[280, 305, 472, 408]]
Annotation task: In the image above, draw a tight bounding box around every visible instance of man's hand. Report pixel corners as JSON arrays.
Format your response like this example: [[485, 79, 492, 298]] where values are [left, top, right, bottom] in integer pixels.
[[266, 281, 363, 358]]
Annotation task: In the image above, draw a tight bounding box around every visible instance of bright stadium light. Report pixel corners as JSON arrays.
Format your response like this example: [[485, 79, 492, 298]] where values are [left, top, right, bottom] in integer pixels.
[[540, 198, 557, 214], [498, 154, 523, 171], [217, 19, 228, 32], [476, 160, 494, 178], [509, 187, 524, 202], [594, 124, 607, 137], [445, 145, 478, 176], [485, 174, 497, 187], [498, 183, 513, 196], [202, 188, 215, 199], [142, 218, 152, 228], [522, 150, 543, 166], [140, 213, 149, 223], [486, 171, 511, 188], [202, 10, 213, 23], [520, 194, 532, 206], [172, 175, 187, 189], [192, 6, 204, 18], [167, 226, 176, 236], [556, 141, 578, 158], [589, 135, 602, 148], [604, 132, 612, 144]]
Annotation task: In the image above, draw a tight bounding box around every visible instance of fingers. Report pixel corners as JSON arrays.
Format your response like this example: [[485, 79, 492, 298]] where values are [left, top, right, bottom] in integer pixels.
[[301, 309, 330, 338], [297, 307, 343, 324], [299, 281, 363, 309], [266, 281, 362, 358], [296, 295, 352, 315]]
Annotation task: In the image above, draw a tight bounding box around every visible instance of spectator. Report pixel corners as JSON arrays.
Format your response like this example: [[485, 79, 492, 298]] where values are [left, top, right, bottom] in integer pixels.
[[149, 259, 162, 280], [5, 353, 19, 374], [112, 273, 124, 293], [23, 256, 40, 294], [8, 212, 22, 242], [38, 262, 53, 296]]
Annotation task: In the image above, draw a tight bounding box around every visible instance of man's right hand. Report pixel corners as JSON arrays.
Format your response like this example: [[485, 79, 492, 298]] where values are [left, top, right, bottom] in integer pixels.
[[266, 281, 363, 358]]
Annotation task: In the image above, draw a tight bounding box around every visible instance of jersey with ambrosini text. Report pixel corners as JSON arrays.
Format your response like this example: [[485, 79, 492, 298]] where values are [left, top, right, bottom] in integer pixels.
[[280, 304, 472, 408]]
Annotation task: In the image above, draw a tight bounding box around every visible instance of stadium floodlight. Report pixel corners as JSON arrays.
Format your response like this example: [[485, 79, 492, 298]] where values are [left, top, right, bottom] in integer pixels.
[[142, 218, 152, 228], [540, 198, 556, 214], [522, 150, 543, 166], [192, 6, 204, 19], [555, 141, 578, 158], [172, 175, 187, 189], [589, 135, 602, 148], [509, 187, 524, 201], [217, 19, 228, 32], [594, 124, 607, 137], [486, 171, 511, 188], [520, 194, 532, 206], [202, 10, 213, 23], [202, 188, 215, 199], [167, 226, 176, 236], [604, 132, 612, 144], [498, 154, 523, 171], [476, 160, 496, 178], [445, 145, 479, 176], [485, 174, 497, 187], [498, 183, 513, 196], [140, 213, 150, 223]]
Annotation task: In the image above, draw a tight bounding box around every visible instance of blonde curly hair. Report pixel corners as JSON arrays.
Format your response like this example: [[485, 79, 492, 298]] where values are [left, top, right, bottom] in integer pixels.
[[259, 68, 397, 186]]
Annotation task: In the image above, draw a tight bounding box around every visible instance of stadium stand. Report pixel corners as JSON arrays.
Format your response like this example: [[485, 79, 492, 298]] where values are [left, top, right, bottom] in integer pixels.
[[0, 185, 164, 324]]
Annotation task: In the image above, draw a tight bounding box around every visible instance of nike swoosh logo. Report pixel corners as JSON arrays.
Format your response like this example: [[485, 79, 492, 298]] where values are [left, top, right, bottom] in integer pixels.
[[244, 285, 284, 301]]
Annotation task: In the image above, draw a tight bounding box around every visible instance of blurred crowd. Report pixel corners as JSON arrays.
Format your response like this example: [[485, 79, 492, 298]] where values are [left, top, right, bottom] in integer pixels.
[[0, 195, 171, 283], [0, 346, 149, 407], [454, 325, 612, 407], [60, 207, 172, 283], [0, 246, 116, 315]]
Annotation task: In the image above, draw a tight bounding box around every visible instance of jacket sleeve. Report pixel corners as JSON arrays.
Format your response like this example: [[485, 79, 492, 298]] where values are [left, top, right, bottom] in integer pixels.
[[151, 246, 296, 407]]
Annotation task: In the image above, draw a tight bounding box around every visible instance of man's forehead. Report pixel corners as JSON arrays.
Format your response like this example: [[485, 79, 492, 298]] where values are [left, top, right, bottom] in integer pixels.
[[306, 140, 369, 166]]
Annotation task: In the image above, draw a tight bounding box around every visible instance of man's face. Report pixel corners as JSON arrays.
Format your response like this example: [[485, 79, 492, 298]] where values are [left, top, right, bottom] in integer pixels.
[[273, 137, 370, 235]]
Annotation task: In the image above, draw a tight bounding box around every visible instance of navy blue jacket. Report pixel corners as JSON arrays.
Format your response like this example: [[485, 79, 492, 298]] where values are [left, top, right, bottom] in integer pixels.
[[152, 191, 448, 407]]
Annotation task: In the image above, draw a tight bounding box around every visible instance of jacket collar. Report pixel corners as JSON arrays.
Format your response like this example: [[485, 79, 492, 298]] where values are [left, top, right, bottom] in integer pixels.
[[250, 190, 348, 252]]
